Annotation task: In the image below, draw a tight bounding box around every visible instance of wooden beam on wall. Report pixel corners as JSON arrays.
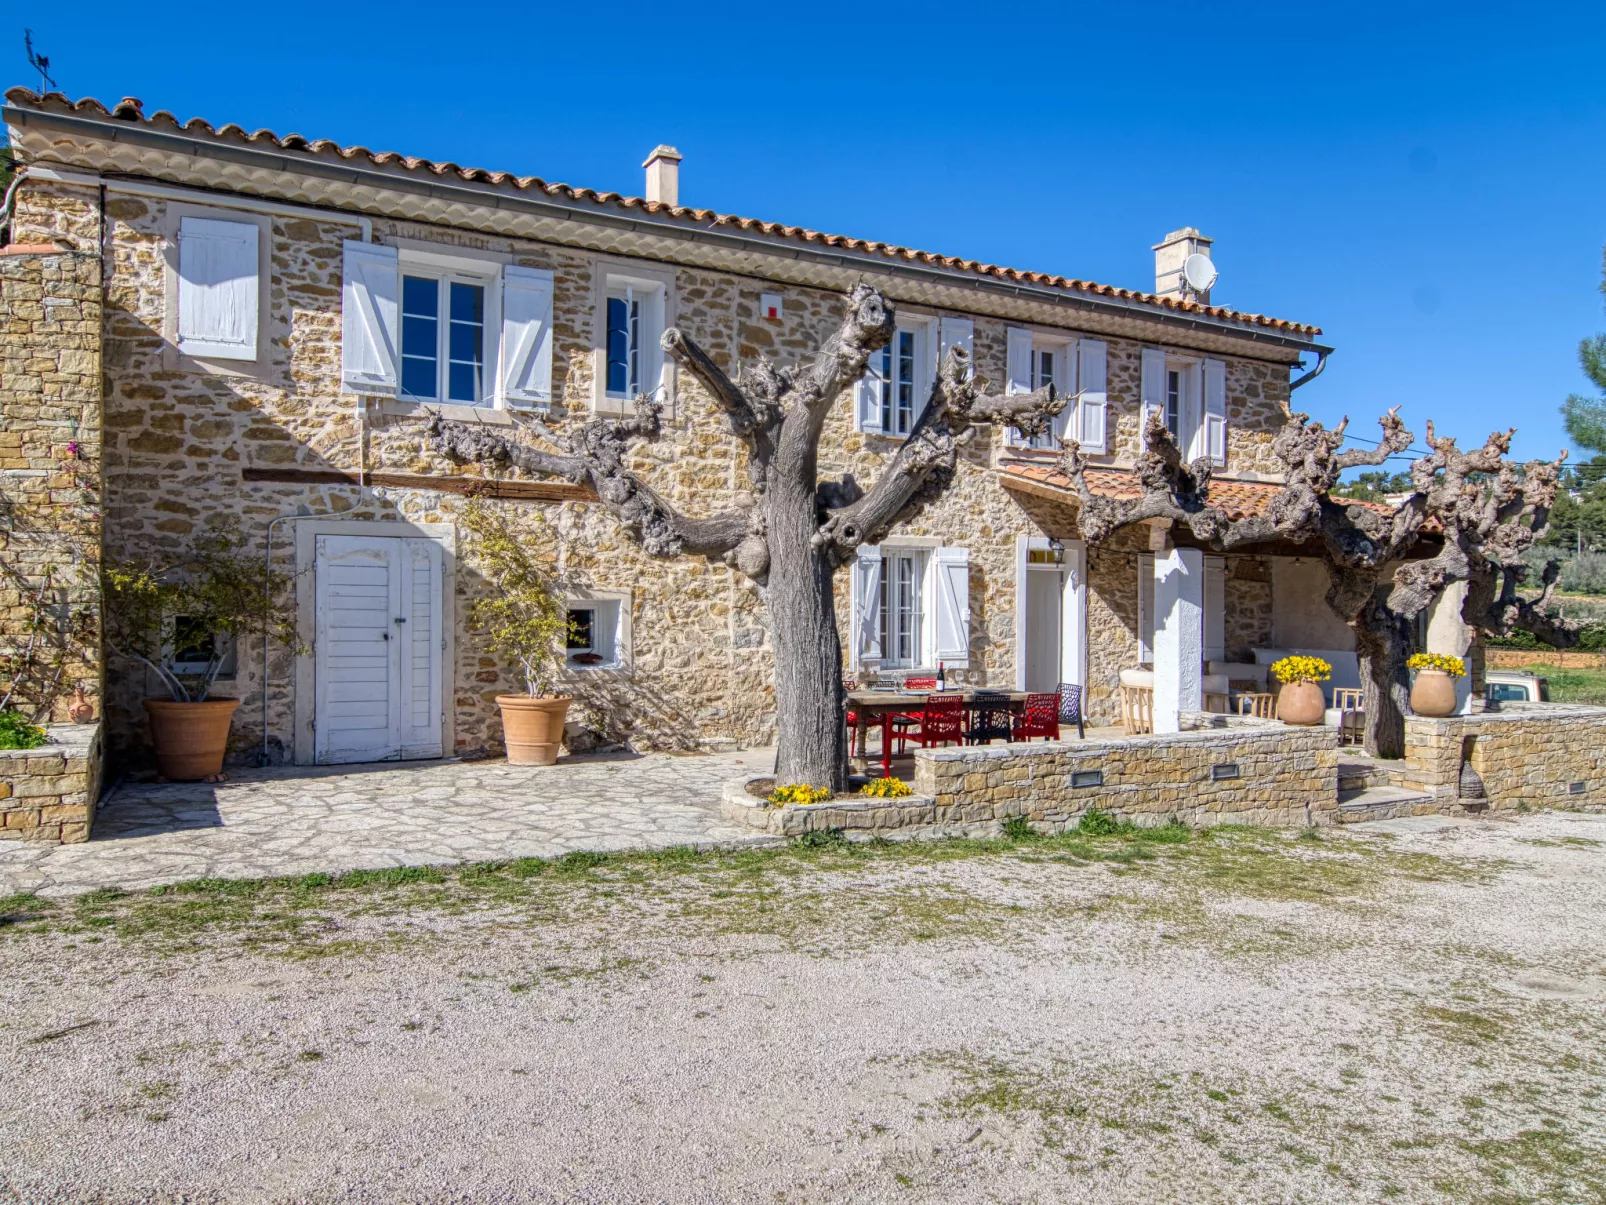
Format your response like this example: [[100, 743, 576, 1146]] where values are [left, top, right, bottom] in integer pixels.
[[241, 466, 596, 503]]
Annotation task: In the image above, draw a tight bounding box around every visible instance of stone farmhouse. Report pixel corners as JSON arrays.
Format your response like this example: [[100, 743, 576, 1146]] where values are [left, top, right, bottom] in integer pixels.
[[4, 86, 1396, 772]]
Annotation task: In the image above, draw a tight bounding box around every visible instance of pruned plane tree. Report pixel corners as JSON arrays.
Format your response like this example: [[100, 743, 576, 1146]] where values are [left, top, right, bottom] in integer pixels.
[[1060, 407, 1578, 758], [424, 284, 1063, 789]]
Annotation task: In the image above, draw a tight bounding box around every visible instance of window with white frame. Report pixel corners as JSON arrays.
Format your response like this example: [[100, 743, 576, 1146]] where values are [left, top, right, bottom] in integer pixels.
[[340, 241, 554, 411], [1164, 367, 1184, 438], [597, 268, 670, 409], [856, 319, 936, 437], [400, 272, 493, 404], [850, 544, 971, 670], [564, 595, 628, 669], [878, 549, 926, 668], [1141, 349, 1221, 462], [1022, 338, 1072, 448]]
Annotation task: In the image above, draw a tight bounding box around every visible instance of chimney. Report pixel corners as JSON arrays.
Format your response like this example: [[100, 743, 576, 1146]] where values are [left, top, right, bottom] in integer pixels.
[[643, 145, 682, 207], [1152, 227, 1213, 303]]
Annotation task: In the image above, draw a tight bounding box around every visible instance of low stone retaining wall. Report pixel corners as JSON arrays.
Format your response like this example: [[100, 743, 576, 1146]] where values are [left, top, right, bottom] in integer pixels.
[[1401, 704, 1606, 810], [722, 715, 1340, 837], [0, 723, 102, 844]]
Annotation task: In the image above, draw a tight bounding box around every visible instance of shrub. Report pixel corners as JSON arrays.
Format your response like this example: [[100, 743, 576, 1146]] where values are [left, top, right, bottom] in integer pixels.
[[1078, 808, 1122, 837], [1407, 652, 1465, 677], [1559, 551, 1606, 595], [457, 502, 571, 697], [1271, 655, 1331, 685], [0, 710, 47, 750], [859, 777, 913, 799], [770, 783, 833, 805]]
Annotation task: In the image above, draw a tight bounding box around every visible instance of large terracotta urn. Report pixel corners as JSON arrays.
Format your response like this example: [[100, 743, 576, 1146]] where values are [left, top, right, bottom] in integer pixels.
[[496, 695, 574, 765], [1277, 681, 1326, 726], [1410, 669, 1458, 718], [143, 697, 240, 780]]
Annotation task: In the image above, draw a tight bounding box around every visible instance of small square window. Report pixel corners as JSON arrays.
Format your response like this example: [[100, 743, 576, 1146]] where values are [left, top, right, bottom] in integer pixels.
[[170, 616, 236, 679], [565, 598, 624, 669]]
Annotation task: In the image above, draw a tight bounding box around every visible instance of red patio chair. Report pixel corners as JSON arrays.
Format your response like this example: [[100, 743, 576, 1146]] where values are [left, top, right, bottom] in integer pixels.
[[891, 677, 940, 750], [1011, 692, 1062, 742], [901, 695, 965, 751]]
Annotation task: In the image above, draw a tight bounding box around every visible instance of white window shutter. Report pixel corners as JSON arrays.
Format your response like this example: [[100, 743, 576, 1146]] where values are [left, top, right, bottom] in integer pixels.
[[1004, 327, 1033, 446], [932, 546, 971, 666], [1078, 338, 1108, 452], [938, 317, 974, 381], [1053, 339, 1077, 442], [855, 371, 883, 434], [1140, 348, 1166, 448], [498, 264, 555, 409], [1204, 556, 1226, 662], [1203, 357, 1228, 465], [342, 241, 400, 395], [851, 546, 883, 666], [177, 217, 259, 360], [1137, 553, 1155, 665]]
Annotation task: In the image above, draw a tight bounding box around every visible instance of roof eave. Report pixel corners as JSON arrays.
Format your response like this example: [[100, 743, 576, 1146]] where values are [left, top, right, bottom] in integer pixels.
[[4, 101, 1332, 356]]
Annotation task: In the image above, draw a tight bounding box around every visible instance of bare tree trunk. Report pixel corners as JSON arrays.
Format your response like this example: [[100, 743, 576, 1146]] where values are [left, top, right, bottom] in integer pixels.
[[1354, 598, 1412, 759], [766, 439, 848, 790]]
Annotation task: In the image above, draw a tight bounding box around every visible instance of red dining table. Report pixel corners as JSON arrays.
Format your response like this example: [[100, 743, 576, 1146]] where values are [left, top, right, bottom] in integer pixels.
[[846, 688, 1028, 778]]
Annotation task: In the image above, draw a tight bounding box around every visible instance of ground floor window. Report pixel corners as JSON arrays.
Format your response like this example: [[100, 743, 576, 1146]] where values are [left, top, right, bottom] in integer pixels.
[[566, 597, 625, 669], [878, 551, 926, 668]]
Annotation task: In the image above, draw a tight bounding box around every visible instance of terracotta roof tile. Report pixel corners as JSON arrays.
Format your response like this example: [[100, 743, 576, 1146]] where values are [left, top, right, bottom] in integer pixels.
[[998, 458, 1396, 522], [4, 88, 1322, 338]]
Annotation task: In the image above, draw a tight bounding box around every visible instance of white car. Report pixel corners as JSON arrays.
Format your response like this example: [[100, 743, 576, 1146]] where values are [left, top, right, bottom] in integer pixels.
[[1485, 670, 1549, 704]]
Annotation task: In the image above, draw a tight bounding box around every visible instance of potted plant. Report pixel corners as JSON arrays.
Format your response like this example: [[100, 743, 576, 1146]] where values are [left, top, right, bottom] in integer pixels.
[[1270, 654, 1331, 726], [104, 529, 297, 781], [459, 502, 574, 766], [1407, 652, 1464, 718]]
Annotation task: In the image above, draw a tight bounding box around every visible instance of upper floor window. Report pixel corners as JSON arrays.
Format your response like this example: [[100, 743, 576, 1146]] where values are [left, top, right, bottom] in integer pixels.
[[606, 288, 645, 397], [341, 240, 554, 412], [1165, 368, 1183, 437], [593, 263, 673, 413], [401, 274, 490, 404], [857, 319, 937, 437]]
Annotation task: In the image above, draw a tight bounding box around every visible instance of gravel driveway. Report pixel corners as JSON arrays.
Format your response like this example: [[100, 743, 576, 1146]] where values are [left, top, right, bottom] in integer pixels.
[[2, 810, 1603, 1204]]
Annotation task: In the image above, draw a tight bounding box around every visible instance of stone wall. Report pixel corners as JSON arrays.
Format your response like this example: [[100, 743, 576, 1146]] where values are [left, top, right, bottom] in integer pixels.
[[0, 723, 102, 843], [1400, 704, 1606, 810], [13, 180, 1302, 761], [0, 248, 103, 724], [723, 715, 1339, 836]]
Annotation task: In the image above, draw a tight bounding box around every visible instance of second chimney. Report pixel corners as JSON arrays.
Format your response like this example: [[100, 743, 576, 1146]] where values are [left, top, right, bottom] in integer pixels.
[[1152, 227, 1213, 302], [643, 145, 682, 206]]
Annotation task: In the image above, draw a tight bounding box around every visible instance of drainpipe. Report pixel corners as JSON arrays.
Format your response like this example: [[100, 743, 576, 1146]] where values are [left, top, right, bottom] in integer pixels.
[[259, 513, 302, 767], [1289, 348, 1330, 392], [1, 164, 32, 243]]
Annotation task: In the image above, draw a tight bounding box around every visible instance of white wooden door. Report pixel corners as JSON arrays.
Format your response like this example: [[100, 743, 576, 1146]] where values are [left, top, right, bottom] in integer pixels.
[[314, 535, 443, 764], [1024, 568, 1063, 693]]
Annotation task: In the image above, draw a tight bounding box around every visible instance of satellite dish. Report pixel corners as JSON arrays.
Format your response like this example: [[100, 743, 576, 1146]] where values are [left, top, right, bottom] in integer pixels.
[[1183, 252, 1218, 293]]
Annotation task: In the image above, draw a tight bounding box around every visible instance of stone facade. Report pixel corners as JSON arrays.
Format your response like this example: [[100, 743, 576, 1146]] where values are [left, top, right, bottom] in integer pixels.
[[1400, 705, 1606, 810], [0, 247, 104, 725], [5, 118, 1315, 768], [0, 723, 102, 843], [722, 715, 1339, 836]]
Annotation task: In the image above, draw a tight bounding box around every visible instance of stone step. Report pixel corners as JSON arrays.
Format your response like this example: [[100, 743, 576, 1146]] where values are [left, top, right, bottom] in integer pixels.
[[1337, 755, 1412, 792], [1336, 785, 1436, 824]]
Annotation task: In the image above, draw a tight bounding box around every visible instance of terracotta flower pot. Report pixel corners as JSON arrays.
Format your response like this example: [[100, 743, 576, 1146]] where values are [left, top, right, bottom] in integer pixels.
[[1410, 669, 1459, 718], [143, 697, 240, 780], [1277, 680, 1326, 726], [496, 695, 573, 765]]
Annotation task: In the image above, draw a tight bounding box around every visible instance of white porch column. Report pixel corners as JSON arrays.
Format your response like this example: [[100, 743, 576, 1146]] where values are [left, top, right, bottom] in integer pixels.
[[1425, 579, 1476, 714], [1153, 547, 1204, 733]]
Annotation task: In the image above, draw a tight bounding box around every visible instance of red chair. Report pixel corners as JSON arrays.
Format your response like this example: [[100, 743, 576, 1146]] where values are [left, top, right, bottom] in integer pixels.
[[901, 696, 966, 751], [844, 679, 862, 757], [1011, 692, 1062, 742], [891, 677, 940, 751]]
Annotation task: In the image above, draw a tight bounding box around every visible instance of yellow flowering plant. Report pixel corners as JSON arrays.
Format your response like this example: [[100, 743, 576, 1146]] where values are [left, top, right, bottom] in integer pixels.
[[769, 783, 833, 806], [1407, 652, 1465, 678], [1271, 654, 1332, 685], [859, 777, 913, 799]]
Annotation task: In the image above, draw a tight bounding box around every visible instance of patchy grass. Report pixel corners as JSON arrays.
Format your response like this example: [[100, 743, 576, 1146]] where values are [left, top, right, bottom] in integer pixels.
[[1516, 662, 1606, 706], [0, 820, 1502, 965]]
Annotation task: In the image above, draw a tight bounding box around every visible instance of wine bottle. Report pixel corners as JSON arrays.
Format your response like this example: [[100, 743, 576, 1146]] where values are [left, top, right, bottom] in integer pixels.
[[938, 661, 946, 689]]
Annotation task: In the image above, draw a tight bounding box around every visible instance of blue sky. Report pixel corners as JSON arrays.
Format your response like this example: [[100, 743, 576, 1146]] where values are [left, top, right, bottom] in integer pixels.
[[13, 0, 1606, 464]]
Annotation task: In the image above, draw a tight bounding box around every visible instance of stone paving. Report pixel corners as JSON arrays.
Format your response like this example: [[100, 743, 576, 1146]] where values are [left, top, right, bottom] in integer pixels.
[[0, 749, 780, 898]]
